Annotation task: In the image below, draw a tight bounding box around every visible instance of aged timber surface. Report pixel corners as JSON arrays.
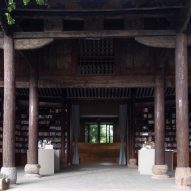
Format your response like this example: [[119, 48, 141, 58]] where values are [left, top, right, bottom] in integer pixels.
[[3, 35, 15, 167], [155, 73, 165, 165], [175, 33, 189, 167], [0, 30, 176, 39]]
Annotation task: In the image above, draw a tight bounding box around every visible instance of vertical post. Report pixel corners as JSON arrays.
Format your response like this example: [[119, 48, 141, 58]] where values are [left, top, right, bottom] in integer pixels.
[[24, 64, 40, 177], [152, 68, 168, 179], [1, 34, 17, 184], [128, 89, 137, 168], [175, 33, 191, 186]]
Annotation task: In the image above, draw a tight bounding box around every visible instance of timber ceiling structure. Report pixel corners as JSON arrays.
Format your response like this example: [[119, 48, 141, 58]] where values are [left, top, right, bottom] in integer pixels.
[[0, 0, 191, 100], [0, 0, 189, 33], [15, 87, 176, 99]]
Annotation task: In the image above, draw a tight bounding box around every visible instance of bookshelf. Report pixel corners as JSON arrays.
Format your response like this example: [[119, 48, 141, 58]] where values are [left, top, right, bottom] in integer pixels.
[[38, 107, 62, 150], [15, 105, 63, 154], [165, 106, 176, 150], [135, 103, 191, 152], [135, 105, 154, 151]]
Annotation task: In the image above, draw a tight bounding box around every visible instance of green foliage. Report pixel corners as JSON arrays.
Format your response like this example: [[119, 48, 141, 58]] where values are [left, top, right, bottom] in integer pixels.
[[5, 0, 45, 25], [5, 12, 15, 25], [36, 0, 45, 5], [23, 0, 30, 6]]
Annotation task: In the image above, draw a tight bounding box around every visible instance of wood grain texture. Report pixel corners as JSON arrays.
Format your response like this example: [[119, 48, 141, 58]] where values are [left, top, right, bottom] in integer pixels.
[[28, 64, 39, 164], [3, 35, 15, 167], [154, 71, 165, 165], [78, 143, 120, 164], [175, 33, 189, 167]]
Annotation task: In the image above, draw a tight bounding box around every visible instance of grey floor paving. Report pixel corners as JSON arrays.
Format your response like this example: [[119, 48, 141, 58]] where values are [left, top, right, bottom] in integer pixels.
[[10, 165, 191, 191]]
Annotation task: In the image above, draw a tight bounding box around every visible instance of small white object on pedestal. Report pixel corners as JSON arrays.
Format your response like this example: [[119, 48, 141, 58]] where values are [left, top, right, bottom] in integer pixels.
[[38, 149, 54, 176], [138, 148, 155, 175]]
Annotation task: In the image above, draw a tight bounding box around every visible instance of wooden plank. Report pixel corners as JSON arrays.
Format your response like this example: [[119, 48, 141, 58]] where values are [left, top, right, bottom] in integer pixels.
[[0, 30, 176, 39], [78, 143, 120, 164]]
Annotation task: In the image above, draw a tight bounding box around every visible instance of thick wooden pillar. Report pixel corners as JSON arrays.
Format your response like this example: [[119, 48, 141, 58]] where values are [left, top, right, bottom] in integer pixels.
[[28, 64, 38, 164], [1, 34, 17, 184], [24, 64, 40, 177], [128, 89, 137, 168], [175, 33, 191, 186], [154, 72, 165, 165], [152, 69, 168, 179]]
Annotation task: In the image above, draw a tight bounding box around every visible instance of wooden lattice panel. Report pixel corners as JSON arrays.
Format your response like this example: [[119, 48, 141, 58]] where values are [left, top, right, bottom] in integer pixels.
[[78, 39, 114, 75]]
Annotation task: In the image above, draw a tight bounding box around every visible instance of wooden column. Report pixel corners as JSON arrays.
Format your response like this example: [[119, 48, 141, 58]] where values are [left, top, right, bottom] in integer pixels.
[[127, 89, 137, 168], [130, 90, 136, 159], [28, 64, 38, 164], [1, 34, 17, 183], [154, 71, 165, 165], [152, 59, 169, 179], [175, 33, 189, 167], [175, 33, 190, 186], [24, 63, 40, 177]]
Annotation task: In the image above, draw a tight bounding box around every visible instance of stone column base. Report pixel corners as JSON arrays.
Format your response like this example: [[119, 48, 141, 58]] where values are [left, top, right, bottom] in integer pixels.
[[175, 167, 191, 187], [128, 158, 137, 168], [1, 167, 17, 184], [152, 165, 169, 179], [0, 178, 10, 190], [24, 164, 40, 178]]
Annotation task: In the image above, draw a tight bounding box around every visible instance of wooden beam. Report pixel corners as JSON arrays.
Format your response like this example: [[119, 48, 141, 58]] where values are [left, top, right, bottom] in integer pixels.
[[135, 36, 191, 48], [0, 38, 53, 50], [0, 30, 176, 40], [0, 75, 186, 88], [14, 6, 182, 17], [0, 75, 155, 88]]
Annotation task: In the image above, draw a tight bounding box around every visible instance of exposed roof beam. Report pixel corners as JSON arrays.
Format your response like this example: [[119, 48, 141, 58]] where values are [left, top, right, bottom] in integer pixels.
[[0, 30, 176, 39], [13, 6, 183, 16], [0, 75, 187, 88]]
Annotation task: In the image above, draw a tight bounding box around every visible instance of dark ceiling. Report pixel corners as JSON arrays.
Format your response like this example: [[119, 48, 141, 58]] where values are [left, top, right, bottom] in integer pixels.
[[15, 87, 176, 99]]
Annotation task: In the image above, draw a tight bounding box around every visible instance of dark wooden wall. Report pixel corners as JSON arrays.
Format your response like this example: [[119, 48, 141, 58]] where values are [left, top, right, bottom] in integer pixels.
[[1, 39, 191, 84]]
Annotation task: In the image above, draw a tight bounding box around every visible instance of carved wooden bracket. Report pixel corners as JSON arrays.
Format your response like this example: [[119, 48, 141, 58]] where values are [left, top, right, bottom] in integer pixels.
[[0, 38, 54, 50], [135, 36, 191, 48]]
